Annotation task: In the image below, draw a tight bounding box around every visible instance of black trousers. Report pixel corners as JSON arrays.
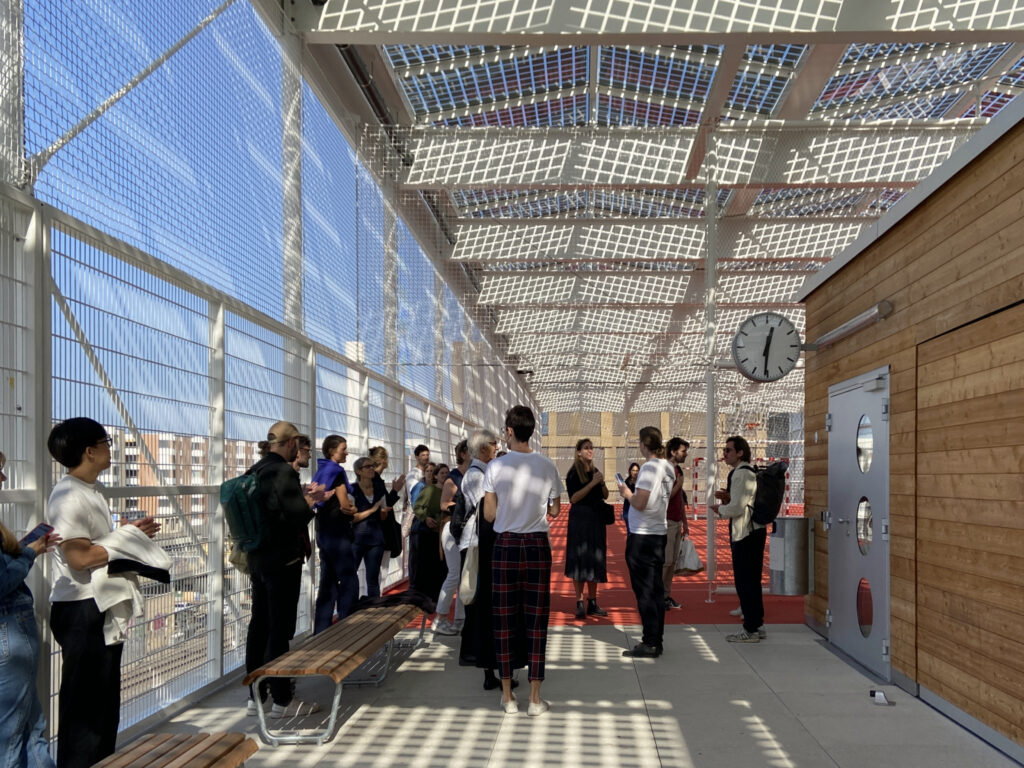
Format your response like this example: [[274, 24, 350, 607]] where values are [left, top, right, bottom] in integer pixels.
[[50, 599, 124, 768], [731, 527, 767, 633], [245, 561, 302, 705], [625, 533, 667, 648]]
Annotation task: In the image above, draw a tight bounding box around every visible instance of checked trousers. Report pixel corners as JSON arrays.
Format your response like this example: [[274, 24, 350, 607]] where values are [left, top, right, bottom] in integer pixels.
[[492, 531, 551, 682]]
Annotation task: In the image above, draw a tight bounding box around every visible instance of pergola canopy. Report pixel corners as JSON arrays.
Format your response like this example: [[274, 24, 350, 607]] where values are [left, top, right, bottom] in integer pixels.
[[283, 0, 1024, 415]]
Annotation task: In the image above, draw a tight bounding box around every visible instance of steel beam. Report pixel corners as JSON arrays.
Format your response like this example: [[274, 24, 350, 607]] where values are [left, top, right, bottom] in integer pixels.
[[300, 0, 1024, 43]]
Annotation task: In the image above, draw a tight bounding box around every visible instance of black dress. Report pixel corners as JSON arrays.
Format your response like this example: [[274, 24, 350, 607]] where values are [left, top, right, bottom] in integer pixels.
[[564, 467, 608, 583]]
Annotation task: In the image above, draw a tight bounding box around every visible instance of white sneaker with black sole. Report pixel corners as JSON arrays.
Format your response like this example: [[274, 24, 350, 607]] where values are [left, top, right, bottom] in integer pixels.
[[270, 700, 322, 719]]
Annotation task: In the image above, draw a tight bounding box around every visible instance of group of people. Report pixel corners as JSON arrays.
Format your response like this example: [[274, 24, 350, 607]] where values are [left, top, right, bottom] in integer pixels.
[[0, 408, 769, 767]]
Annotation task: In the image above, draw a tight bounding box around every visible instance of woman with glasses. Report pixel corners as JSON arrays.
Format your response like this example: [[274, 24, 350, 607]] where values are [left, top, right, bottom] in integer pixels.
[[0, 450, 60, 768], [564, 439, 609, 620], [457, 429, 512, 692], [46, 418, 162, 767]]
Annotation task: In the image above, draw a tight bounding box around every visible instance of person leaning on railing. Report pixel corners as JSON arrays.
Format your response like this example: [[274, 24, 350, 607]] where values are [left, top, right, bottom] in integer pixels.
[[0, 450, 61, 768], [46, 418, 162, 768]]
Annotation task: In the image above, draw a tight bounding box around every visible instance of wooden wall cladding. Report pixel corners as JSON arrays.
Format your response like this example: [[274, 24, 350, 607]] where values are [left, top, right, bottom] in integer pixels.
[[803, 113, 1024, 739], [916, 302, 1024, 744]]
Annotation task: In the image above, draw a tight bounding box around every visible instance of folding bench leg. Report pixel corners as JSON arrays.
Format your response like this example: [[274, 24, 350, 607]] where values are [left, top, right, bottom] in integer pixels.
[[253, 675, 344, 746]]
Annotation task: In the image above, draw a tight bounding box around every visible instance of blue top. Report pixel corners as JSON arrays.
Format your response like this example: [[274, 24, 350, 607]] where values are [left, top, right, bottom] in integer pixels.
[[312, 458, 351, 499], [409, 480, 427, 505], [0, 545, 38, 612], [448, 467, 464, 491], [313, 458, 354, 539]]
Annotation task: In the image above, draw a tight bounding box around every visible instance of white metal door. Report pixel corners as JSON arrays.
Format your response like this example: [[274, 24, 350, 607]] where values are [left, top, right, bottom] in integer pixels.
[[828, 366, 890, 680]]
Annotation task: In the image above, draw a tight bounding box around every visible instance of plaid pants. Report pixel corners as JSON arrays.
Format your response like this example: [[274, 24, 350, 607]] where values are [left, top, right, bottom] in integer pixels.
[[492, 531, 552, 681]]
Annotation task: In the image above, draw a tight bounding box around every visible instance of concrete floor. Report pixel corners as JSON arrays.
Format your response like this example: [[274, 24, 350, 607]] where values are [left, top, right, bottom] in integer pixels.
[[160, 624, 1020, 768]]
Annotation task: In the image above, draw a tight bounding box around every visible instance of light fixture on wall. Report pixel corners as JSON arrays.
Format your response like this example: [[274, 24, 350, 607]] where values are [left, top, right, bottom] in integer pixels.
[[804, 301, 894, 351]]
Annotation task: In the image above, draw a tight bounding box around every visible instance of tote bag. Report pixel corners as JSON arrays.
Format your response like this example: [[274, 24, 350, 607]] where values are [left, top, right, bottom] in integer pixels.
[[674, 538, 705, 574], [459, 543, 479, 605]]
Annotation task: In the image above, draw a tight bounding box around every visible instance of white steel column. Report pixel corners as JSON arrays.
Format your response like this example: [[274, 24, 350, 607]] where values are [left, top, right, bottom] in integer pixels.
[[207, 302, 226, 676], [384, 209, 399, 383], [26, 203, 53, 735], [704, 181, 719, 592], [0, 0, 24, 185], [434, 271, 445, 406]]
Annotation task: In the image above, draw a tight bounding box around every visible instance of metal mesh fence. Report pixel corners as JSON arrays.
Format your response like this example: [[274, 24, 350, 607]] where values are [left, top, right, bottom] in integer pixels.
[[0, 2, 536, 749]]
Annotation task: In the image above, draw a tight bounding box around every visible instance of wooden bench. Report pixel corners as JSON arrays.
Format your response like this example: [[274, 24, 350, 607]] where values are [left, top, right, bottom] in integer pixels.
[[242, 602, 421, 746], [94, 733, 258, 768]]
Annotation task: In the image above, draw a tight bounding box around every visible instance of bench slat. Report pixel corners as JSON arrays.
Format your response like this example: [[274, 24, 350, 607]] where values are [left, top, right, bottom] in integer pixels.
[[95, 733, 257, 768], [251, 607, 416, 682], [242, 604, 419, 685]]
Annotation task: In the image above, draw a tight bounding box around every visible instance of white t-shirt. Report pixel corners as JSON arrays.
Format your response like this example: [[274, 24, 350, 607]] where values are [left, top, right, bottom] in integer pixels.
[[631, 458, 674, 535], [47, 474, 115, 602], [482, 450, 564, 534]]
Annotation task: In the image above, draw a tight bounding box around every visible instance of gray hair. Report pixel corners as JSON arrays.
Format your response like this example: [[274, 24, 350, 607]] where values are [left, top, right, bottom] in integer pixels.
[[468, 429, 498, 458]]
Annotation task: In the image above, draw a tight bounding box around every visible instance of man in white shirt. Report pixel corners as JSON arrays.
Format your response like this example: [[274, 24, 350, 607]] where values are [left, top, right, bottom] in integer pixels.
[[711, 435, 765, 643], [617, 426, 674, 658], [483, 405, 563, 717]]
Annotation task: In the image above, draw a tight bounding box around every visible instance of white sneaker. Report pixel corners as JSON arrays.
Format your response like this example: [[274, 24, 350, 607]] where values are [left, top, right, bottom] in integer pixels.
[[245, 698, 266, 716], [432, 617, 458, 636], [729, 607, 743, 617], [270, 700, 322, 719], [757, 625, 767, 639], [501, 695, 519, 714], [527, 699, 550, 717]]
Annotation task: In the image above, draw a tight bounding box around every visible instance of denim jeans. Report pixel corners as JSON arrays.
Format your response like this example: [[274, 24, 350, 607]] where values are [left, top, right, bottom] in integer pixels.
[[353, 543, 384, 597], [0, 604, 55, 768], [314, 533, 359, 633], [50, 599, 123, 768]]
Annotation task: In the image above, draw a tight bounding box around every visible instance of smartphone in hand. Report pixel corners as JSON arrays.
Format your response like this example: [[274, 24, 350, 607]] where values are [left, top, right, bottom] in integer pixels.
[[614, 473, 625, 485], [20, 522, 54, 546]]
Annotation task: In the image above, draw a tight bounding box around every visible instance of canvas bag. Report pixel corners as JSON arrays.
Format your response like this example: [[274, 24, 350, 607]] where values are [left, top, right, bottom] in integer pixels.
[[674, 538, 704, 574], [459, 514, 480, 605]]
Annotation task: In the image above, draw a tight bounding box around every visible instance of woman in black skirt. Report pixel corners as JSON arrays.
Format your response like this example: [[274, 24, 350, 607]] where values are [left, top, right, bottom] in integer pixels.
[[565, 438, 609, 619]]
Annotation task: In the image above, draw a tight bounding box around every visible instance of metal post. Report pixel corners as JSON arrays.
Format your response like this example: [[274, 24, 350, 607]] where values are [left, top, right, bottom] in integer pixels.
[[207, 301, 226, 677], [26, 203, 54, 738], [704, 179, 719, 601], [0, 0, 25, 186]]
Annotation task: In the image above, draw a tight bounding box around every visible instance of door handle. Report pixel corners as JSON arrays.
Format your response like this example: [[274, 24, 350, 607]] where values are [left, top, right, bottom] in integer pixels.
[[836, 518, 850, 524]]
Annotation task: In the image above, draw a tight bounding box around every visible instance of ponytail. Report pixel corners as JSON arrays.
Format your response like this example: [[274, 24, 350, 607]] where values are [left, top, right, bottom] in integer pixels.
[[638, 426, 666, 459]]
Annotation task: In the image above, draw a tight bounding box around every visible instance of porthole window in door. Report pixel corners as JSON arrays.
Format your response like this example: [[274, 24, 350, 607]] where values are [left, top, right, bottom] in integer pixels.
[[857, 497, 872, 555], [856, 415, 873, 473], [856, 578, 873, 638]]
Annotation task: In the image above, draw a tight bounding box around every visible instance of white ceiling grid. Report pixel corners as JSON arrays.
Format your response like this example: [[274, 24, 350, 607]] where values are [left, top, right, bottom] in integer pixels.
[[294, 1, 1024, 416]]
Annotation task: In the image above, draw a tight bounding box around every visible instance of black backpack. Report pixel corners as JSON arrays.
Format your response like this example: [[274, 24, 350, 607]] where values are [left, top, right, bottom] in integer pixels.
[[739, 461, 788, 526], [449, 465, 483, 540]]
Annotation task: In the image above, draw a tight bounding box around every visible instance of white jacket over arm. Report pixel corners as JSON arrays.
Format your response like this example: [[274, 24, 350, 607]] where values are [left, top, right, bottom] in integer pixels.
[[718, 463, 761, 542], [92, 525, 172, 645]]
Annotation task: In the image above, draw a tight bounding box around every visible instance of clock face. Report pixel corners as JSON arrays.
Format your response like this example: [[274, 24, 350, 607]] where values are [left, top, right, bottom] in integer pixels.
[[731, 312, 802, 382]]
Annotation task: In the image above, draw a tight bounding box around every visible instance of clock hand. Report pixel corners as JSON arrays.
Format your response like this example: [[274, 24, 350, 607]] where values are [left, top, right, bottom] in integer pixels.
[[761, 325, 774, 360]]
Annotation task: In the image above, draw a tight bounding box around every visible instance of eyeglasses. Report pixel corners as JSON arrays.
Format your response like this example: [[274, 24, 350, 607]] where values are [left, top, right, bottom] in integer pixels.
[[488, 441, 498, 446], [95, 437, 113, 448], [722, 447, 735, 454]]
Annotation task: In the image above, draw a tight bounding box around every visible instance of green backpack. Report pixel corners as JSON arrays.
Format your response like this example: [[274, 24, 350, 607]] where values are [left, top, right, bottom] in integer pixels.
[[220, 471, 263, 554]]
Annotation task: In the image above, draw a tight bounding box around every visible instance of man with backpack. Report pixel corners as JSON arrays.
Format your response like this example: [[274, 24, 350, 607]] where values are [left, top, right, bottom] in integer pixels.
[[711, 435, 766, 644], [243, 421, 326, 717]]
